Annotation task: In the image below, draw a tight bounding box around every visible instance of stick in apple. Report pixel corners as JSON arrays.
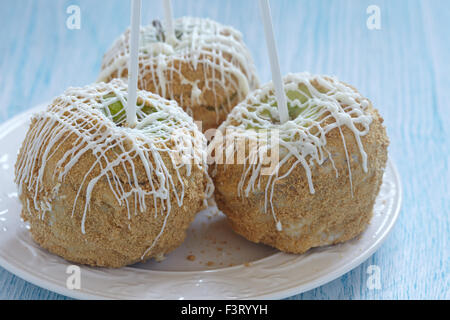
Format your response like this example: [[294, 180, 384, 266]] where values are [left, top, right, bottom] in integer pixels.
[[126, 0, 141, 128], [258, 0, 289, 123], [163, 0, 176, 44]]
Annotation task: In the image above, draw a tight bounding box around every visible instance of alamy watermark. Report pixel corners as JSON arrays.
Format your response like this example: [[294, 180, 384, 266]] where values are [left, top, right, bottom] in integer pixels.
[[66, 265, 81, 290], [66, 5, 81, 30], [366, 264, 381, 290], [169, 126, 282, 176], [366, 5, 381, 30]]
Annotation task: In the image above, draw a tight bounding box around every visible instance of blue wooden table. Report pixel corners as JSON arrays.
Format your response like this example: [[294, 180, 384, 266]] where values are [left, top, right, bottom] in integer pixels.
[[0, 0, 448, 299]]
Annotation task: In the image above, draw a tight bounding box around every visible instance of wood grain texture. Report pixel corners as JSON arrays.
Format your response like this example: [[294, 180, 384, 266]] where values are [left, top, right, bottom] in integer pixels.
[[0, 0, 448, 299]]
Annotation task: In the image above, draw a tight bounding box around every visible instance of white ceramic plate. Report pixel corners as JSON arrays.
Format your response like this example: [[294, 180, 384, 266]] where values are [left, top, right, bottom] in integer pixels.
[[0, 105, 402, 300]]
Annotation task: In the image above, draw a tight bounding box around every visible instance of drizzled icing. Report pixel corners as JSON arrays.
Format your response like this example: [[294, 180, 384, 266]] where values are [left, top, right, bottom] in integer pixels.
[[98, 17, 259, 119], [15, 79, 213, 258], [209, 73, 373, 231]]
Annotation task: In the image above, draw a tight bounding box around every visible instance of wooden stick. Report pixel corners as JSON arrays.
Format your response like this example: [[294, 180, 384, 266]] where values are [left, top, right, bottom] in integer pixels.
[[126, 0, 141, 128], [259, 0, 289, 123], [163, 0, 176, 44]]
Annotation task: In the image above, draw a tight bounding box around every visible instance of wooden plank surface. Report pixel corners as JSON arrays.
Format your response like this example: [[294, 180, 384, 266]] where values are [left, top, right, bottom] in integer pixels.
[[0, 0, 448, 299]]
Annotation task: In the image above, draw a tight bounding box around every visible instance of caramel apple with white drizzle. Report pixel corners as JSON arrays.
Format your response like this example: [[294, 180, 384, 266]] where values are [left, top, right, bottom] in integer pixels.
[[15, 79, 213, 267], [209, 73, 389, 254], [99, 17, 259, 132]]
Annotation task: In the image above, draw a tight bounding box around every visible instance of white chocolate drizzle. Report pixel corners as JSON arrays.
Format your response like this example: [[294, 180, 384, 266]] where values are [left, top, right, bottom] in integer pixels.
[[98, 17, 259, 120], [209, 73, 373, 231], [15, 79, 213, 258]]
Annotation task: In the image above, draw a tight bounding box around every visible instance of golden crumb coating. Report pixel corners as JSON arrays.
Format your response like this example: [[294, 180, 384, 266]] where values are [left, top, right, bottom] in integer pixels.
[[15, 80, 211, 268], [210, 74, 389, 253]]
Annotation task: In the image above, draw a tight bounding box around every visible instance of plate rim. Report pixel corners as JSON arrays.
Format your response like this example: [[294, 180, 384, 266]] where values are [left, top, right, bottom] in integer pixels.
[[0, 106, 402, 300]]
